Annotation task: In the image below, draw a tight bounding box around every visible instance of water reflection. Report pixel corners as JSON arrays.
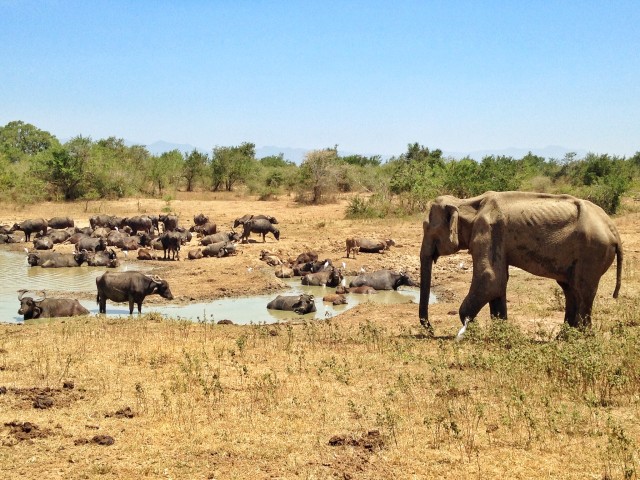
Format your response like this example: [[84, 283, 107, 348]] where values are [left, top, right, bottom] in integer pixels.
[[0, 249, 435, 325]]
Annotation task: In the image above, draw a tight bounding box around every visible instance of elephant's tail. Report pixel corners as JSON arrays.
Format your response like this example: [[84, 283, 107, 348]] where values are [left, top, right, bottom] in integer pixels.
[[613, 243, 623, 299]]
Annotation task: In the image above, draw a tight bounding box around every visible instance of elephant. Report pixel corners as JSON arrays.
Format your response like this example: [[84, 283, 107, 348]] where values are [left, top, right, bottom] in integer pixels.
[[419, 191, 623, 333]]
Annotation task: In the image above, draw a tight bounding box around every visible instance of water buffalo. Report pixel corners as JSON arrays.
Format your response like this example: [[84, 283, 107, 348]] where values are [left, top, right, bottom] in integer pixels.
[[323, 293, 348, 305], [301, 267, 343, 287], [159, 231, 181, 260], [292, 251, 318, 265], [194, 213, 209, 226], [11, 218, 47, 241], [91, 227, 112, 238], [266, 294, 316, 314], [260, 250, 283, 266], [137, 248, 156, 260], [190, 222, 217, 236], [200, 231, 241, 245], [47, 216, 75, 229], [233, 214, 278, 228], [18, 290, 89, 320], [202, 241, 237, 258], [96, 271, 174, 314], [293, 259, 332, 276], [86, 249, 119, 268], [26, 250, 58, 267], [345, 237, 395, 258], [41, 251, 89, 268], [242, 218, 280, 243], [33, 236, 54, 250], [124, 215, 153, 234], [275, 264, 294, 278], [349, 269, 416, 291], [67, 232, 90, 245], [46, 228, 72, 244], [76, 236, 107, 253], [187, 248, 203, 260], [336, 285, 378, 295], [159, 214, 179, 232], [89, 215, 125, 230]]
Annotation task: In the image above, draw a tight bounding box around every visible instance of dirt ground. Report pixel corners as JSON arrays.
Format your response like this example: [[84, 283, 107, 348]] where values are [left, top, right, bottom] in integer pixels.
[[1, 192, 639, 479], [2, 191, 639, 331]]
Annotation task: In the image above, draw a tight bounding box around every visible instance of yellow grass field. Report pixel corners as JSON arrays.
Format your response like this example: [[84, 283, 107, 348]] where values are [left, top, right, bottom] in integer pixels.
[[0, 192, 639, 479]]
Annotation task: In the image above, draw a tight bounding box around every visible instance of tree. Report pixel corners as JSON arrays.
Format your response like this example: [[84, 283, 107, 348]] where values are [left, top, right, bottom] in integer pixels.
[[147, 150, 183, 195], [183, 149, 209, 191], [0, 120, 59, 162], [210, 142, 256, 191], [299, 148, 340, 204], [32, 136, 92, 200]]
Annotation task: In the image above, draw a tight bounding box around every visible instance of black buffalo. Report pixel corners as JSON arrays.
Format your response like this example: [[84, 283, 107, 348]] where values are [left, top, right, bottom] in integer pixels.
[[159, 214, 179, 232], [89, 215, 125, 230], [241, 218, 280, 243], [33, 236, 54, 250], [76, 236, 107, 253], [18, 290, 89, 320], [301, 267, 343, 287], [41, 251, 89, 268], [26, 250, 58, 267], [11, 218, 47, 241], [266, 294, 316, 315], [349, 269, 416, 291], [202, 241, 237, 258], [190, 222, 217, 236], [193, 213, 209, 226], [200, 231, 241, 245], [96, 271, 174, 314], [86, 249, 119, 268], [47, 216, 75, 229], [46, 228, 73, 244], [159, 231, 181, 260], [124, 215, 153, 234], [233, 214, 278, 228]]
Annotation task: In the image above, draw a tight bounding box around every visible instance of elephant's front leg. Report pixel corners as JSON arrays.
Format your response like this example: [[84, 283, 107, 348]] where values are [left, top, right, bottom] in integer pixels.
[[459, 257, 508, 325]]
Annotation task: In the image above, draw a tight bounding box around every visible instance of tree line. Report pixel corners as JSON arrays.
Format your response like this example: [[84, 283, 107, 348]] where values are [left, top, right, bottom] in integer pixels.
[[1, 121, 638, 215]]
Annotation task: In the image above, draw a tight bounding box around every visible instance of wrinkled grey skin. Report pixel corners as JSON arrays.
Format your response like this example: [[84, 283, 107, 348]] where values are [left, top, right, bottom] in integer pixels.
[[419, 191, 623, 332], [96, 271, 174, 314], [349, 269, 415, 291], [267, 294, 316, 315]]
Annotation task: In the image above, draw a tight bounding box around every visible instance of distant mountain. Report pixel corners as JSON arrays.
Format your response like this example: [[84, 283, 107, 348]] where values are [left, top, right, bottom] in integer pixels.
[[145, 140, 201, 155], [443, 145, 589, 161], [140, 140, 588, 163]]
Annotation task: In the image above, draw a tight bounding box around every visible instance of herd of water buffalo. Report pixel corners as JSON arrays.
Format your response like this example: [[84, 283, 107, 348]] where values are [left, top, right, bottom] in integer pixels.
[[3, 212, 414, 321]]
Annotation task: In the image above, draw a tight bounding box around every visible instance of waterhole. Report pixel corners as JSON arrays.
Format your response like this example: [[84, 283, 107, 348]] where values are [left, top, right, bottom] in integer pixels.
[[0, 249, 435, 324]]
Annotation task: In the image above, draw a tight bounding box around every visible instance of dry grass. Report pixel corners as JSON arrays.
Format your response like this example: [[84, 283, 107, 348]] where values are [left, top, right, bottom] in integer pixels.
[[1, 193, 639, 479]]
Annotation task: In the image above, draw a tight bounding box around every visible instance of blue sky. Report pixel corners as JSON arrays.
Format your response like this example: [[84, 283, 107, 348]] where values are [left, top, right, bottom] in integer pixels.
[[1, 1, 638, 157]]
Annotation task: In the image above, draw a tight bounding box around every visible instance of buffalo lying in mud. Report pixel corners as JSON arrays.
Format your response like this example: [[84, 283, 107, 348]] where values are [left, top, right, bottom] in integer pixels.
[[301, 266, 343, 287], [202, 241, 237, 258], [266, 294, 316, 315], [18, 290, 89, 320], [96, 271, 174, 314], [86, 249, 119, 268], [31, 250, 89, 268], [349, 269, 416, 291], [335, 285, 378, 295]]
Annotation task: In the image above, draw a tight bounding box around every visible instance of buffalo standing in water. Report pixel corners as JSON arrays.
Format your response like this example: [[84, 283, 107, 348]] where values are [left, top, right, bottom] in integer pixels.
[[96, 271, 174, 314]]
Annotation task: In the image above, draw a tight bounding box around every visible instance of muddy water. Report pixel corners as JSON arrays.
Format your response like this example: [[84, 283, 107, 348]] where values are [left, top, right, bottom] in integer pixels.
[[0, 249, 435, 324]]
